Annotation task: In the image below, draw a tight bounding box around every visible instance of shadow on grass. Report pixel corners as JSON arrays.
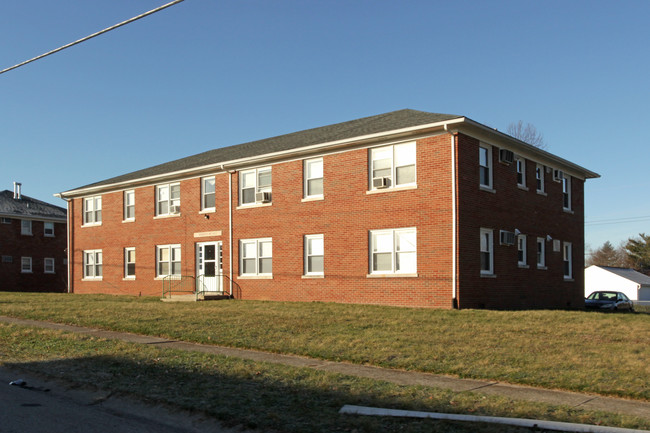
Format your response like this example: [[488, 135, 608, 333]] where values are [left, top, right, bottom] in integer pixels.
[[5, 354, 546, 433]]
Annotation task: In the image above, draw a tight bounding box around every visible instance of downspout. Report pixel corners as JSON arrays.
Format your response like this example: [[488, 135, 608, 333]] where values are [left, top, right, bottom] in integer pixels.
[[445, 124, 458, 309], [228, 170, 234, 297], [61, 197, 73, 293]]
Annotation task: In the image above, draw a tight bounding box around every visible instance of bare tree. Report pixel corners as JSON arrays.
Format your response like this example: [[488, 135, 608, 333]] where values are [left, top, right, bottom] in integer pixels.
[[507, 120, 546, 149], [586, 241, 630, 267]]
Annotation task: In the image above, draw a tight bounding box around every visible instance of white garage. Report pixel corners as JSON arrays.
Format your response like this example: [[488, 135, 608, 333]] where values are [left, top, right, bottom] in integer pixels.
[[584, 265, 650, 301]]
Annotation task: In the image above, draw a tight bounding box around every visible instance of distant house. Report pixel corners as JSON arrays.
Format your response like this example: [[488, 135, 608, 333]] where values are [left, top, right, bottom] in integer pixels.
[[584, 265, 650, 301], [0, 183, 67, 292]]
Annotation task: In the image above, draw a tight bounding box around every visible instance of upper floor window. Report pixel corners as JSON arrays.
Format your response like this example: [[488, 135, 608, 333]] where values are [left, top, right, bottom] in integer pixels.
[[21, 257, 32, 273], [201, 177, 216, 211], [370, 228, 417, 275], [536, 237, 546, 269], [1, 218, 11, 224], [156, 183, 180, 216], [517, 234, 527, 267], [83, 196, 102, 225], [83, 250, 102, 279], [370, 142, 416, 190], [125, 247, 136, 279], [304, 158, 323, 198], [516, 157, 526, 188], [480, 228, 494, 275], [44, 221, 54, 237], [240, 238, 272, 276], [157, 244, 181, 277], [44, 258, 55, 274], [563, 242, 573, 280], [535, 164, 545, 193], [124, 190, 135, 220], [240, 167, 271, 205], [562, 176, 571, 210], [21, 220, 32, 235], [479, 144, 492, 189], [304, 234, 324, 275]]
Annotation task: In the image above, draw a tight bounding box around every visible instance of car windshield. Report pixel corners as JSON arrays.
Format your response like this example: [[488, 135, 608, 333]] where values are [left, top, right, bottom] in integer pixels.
[[588, 292, 617, 300]]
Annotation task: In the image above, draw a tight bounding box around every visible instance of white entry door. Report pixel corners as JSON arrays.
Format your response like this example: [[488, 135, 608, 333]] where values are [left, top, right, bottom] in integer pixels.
[[196, 242, 222, 293]]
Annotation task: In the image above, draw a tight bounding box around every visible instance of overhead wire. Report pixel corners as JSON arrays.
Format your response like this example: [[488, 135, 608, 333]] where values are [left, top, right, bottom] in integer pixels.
[[0, 0, 185, 76]]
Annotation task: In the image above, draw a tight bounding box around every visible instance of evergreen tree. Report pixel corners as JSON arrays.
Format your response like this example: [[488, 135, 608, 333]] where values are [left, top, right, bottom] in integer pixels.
[[624, 233, 650, 273]]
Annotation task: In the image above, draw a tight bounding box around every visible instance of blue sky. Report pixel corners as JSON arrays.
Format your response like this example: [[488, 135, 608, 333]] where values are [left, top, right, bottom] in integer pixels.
[[1, 0, 648, 251]]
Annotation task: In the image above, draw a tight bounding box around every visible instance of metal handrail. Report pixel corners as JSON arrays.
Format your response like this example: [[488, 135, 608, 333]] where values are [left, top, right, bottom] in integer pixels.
[[161, 275, 195, 299], [195, 274, 242, 300]]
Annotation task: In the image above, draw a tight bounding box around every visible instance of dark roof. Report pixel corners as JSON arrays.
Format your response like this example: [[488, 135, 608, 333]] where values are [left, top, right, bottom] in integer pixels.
[[74, 109, 461, 191], [0, 190, 67, 221], [593, 266, 650, 286]]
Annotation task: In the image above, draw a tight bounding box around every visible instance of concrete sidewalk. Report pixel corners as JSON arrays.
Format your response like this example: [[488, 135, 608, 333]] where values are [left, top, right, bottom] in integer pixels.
[[2, 315, 649, 420]]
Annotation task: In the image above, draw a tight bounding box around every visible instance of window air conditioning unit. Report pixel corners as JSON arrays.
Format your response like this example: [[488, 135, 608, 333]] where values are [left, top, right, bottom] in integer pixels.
[[372, 177, 390, 189], [553, 169, 564, 182], [499, 230, 516, 246], [255, 191, 272, 203], [170, 205, 181, 214], [499, 149, 514, 164]]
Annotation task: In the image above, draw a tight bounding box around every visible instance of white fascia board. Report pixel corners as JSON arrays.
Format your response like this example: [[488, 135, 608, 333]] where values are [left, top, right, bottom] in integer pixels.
[[0, 212, 66, 223], [58, 118, 466, 198]]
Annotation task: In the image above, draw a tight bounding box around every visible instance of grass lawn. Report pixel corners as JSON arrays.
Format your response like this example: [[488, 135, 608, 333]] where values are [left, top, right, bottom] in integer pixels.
[[0, 292, 647, 403]]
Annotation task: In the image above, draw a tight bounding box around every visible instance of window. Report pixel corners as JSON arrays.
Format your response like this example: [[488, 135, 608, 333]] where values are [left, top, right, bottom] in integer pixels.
[[240, 167, 272, 205], [370, 228, 417, 275], [562, 176, 571, 210], [83, 196, 102, 225], [1, 256, 12, 263], [124, 190, 135, 220], [83, 250, 102, 279], [21, 257, 32, 273], [1, 218, 11, 224], [44, 258, 55, 274], [156, 183, 180, 216], [201, 177, 216, 211], [480, 228, 494, 275], [535, 164, 545, 193], [370, 142, 416, 189], [240, 238, 272, 276], [536, 238, 546, 269], [21, 220, 32, 235], [125, 248, 136, 278], [304, 234, 324, 275], [563, 242, 573, 279], [516, 157, 526, 188], [157, 245, 181, 277], [517, 235, 527, 266], [479, 144, 492, 189], [304, 158, 323, 198], [44, 221, 54, 237]]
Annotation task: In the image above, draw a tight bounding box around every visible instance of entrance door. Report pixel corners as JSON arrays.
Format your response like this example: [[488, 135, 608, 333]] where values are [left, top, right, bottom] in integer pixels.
[[196, 242, 222, 293]]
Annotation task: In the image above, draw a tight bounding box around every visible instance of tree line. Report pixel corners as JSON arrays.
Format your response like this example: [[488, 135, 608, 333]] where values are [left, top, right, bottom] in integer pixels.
[[587, 234, 650, 274]]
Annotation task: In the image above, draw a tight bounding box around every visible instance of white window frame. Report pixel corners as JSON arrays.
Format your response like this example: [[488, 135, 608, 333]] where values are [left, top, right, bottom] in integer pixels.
[[21, 220, 32, 235], [536, 237, 546, 269], [44, 258, 55, 274], [479, 144, 493, 190], [156, 183, 181, 216], [239, 167, 272, 206], [516, 157, 526, 188], [44, 221, 55, 237], [304, 158, 324, 199], [201, 176, 216, 211], [304, 234, 324, 276], [21, 257, 32, 273], [83, 196, 102, 225], [125, 247, 136, 279], [240, 238, 273, 276], [535, 164, 545, 194], [1, 218, 11, 224], [370, 142, 416, 190], [517, 234, 527, 267], [480, 228, 494, 275], [83, 250, 102, 280], [369, 228, 417, 275], [124, 190, 135, 221], [562, 176, 571, 211], [563, 242, 573, 280], [156, 244, 181, 278]]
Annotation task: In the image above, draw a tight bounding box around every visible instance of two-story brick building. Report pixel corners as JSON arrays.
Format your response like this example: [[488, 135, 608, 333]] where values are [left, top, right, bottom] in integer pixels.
[[58, 109, 598, 309], [0, 183, 67, 292]]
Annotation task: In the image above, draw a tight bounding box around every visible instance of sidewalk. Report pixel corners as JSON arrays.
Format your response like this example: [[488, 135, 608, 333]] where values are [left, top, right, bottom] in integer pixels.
[[2, 315, 649, 420]]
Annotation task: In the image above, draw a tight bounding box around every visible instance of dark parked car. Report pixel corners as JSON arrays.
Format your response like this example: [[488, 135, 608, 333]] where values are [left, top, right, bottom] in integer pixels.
[[585, 291, 634, 312]]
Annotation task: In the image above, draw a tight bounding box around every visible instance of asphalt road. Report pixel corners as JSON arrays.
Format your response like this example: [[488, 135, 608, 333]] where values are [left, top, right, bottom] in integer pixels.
[[0, 367, 241, 433]]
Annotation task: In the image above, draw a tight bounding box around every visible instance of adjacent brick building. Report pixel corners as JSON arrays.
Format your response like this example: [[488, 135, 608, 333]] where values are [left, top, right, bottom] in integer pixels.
[[58, 110, 599, 308], [0, 183, 67, 292]]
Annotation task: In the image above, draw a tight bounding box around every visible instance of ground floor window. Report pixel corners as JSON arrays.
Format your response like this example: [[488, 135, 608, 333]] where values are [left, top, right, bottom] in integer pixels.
[[536, 238, 546, 269], [480, 228, 493, 275], [240, 238, 272, 276], [517, 234, 527, 266], [44, 258, 55, 274], [370, 228, 416, 274], [563, 242, 572, 279], [157, 245, 181, 277], [125, 248, 136, 278], [83, 250, 102, 279], [304, 234, 324, 275], [21, 257, 32, 273]]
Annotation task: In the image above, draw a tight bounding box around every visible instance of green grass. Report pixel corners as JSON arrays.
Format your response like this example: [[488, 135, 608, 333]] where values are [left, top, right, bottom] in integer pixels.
[[2, 323, 648, 433], [0, 293, 648, 401]]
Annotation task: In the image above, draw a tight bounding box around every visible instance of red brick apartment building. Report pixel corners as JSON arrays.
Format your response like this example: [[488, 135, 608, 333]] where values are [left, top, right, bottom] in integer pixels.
[[57, 110, 599, 309], [0, 183, 67, 292]]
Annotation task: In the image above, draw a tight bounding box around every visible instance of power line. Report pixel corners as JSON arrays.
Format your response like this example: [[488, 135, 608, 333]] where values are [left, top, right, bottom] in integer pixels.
[[585, 215, 650, 226], [0, 0, 185, 76]]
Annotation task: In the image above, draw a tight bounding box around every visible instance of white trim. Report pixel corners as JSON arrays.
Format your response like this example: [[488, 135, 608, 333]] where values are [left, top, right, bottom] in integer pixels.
[[479, 143, 493, 190], [304, 157, 324, 199], [44, 221, 55, 237], [83, 249, 103, 280], [563, 242, 573, 280], [156, 244, 181, 278], [536, 237, 546, 269], [369, 228, 417, 275], [517, 234, 527, 267], [44, 257, 55, 274], [201, 176, 216, 212], [304, 234, 324, 276], [480, 228, 494, 276], [82, 196, 102, 226], [239, 238, 272, 277], [124, 247, 136, 279], [239, 166, 272, 206], [123, 189, 135, 221], [369, 142, 417, 191], [20, 219, 32, 236], [155, 182, 181, 217], [20, 256, 32, 273]]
